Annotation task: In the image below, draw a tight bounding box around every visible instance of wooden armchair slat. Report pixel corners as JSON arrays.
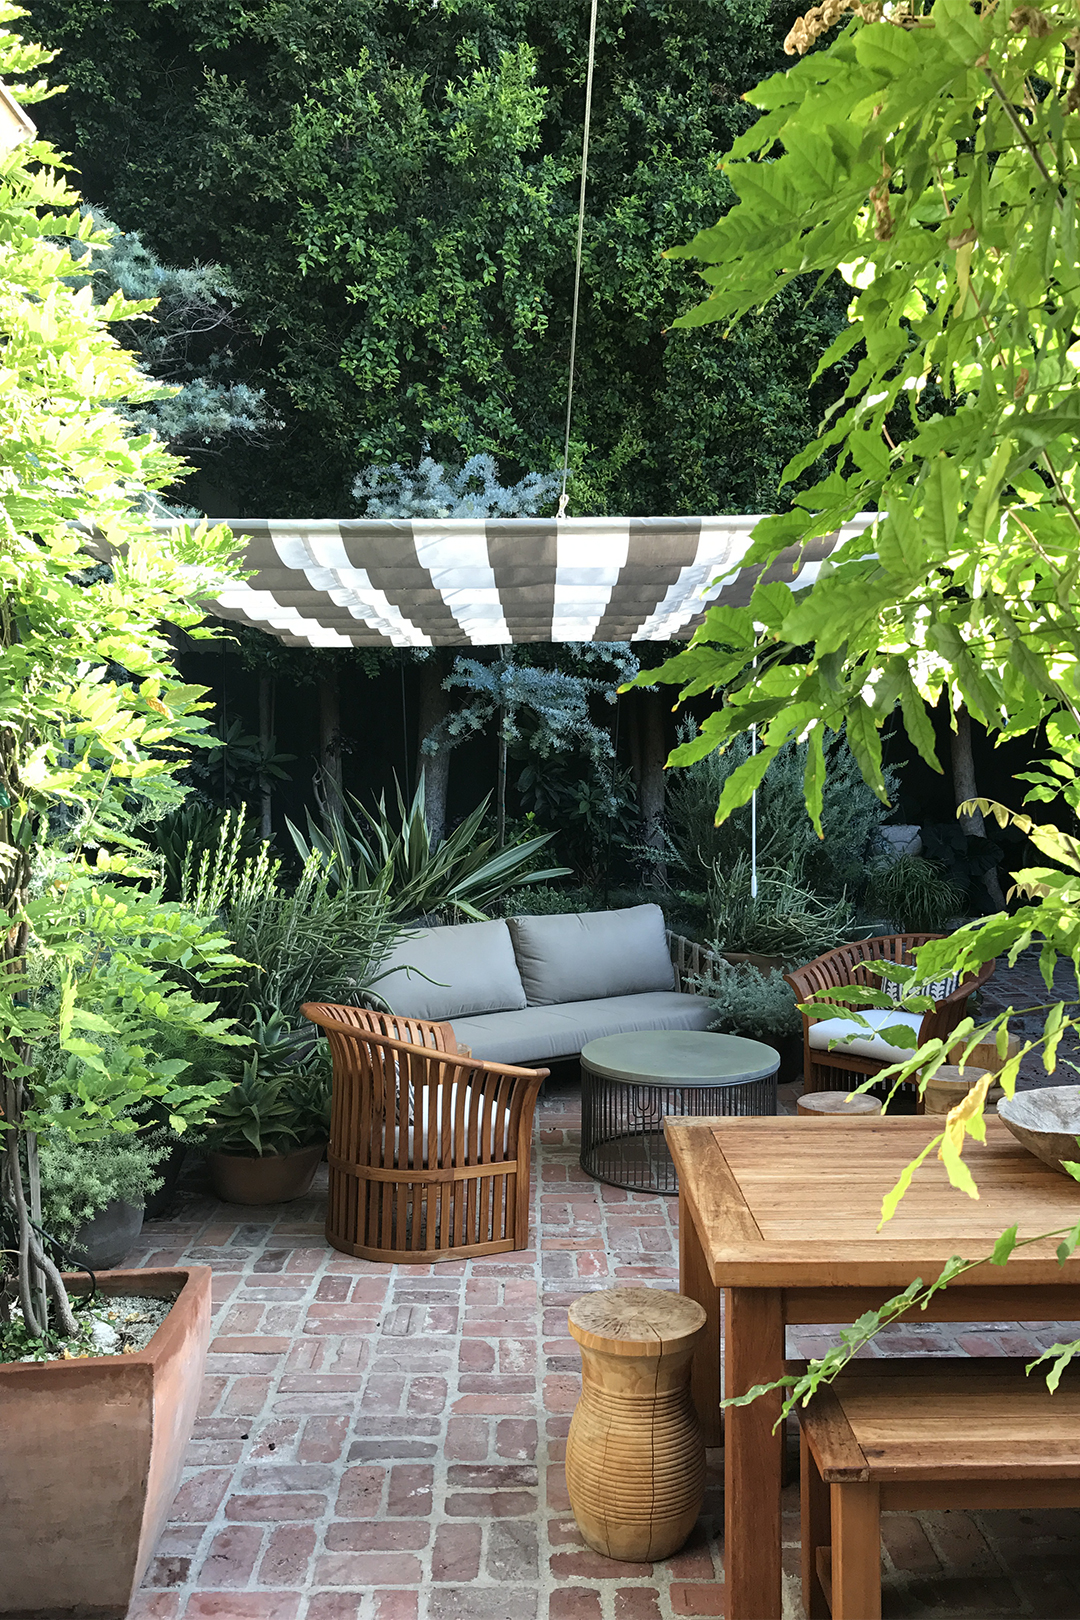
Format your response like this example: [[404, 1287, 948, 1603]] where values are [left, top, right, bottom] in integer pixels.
[[302, 1001, 547, 1264], [308, 1002, 457, 1052], [785, 935, 996, 1096]]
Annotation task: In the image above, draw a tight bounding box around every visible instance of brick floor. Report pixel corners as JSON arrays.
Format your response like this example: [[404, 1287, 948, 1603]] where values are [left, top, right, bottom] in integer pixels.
[[126, 957, 1080, 1619]]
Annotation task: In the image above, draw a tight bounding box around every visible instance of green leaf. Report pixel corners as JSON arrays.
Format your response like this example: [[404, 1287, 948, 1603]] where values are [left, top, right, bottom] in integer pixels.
[[1028, 1340, 1080, 1392], [880, 1134, 942, 1226], [845, 697, 889, 803], [714, 748, 778, 823], [990, 1224, 1018, 1266]]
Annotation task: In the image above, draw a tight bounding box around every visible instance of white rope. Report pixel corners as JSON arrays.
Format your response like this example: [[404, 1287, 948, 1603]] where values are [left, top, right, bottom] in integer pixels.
[[557, 0, 600, 522]]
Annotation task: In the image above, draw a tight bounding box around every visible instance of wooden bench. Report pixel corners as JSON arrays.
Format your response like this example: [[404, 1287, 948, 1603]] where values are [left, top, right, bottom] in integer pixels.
[[797, 1356, 1080, 1619]]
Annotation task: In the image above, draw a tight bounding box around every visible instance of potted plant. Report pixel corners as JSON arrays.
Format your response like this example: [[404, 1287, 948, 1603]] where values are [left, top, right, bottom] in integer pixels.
[[708, 856, 855, 971], [0, 33, 247, 1615], [204, 1008, 332, 1204], [38, 1124, 172, 1270], [689, 958, 806, 1085]]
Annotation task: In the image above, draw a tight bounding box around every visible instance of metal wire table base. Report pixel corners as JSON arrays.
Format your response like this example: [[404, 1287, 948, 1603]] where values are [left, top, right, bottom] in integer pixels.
[[579, 1071, 778, 1194]]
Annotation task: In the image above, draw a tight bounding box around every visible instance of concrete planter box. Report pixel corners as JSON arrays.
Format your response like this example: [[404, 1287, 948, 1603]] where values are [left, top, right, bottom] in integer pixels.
[[0, 1265, 211, 1618]]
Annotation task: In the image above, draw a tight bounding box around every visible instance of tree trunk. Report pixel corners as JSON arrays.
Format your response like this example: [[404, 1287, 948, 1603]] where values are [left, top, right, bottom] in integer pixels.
[[415, 653, 451, 845], [638, 690, 668, 885], [258, 676, 275, 841], [951, 704, 1006, 909], [496, 720, 508, 850], [319, 669, 344, 827]]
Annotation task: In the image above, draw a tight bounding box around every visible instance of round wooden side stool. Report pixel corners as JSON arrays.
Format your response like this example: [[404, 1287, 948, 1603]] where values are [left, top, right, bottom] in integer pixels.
[[924, 1065, 1001, 1116], [565, 1286, 706, 1562], [797, 1091, 881, 1117]]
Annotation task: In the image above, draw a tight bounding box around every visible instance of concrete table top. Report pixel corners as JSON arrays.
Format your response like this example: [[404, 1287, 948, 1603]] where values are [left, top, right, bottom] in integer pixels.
[[580, 1029, 780, 1088]]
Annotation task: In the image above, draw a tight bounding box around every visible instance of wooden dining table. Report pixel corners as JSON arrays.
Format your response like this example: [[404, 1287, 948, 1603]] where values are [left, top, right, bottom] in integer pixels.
[[666, 1113, 1080, 1620]]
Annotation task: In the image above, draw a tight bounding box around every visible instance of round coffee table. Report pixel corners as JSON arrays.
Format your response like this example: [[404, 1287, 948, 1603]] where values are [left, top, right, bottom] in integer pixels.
[[579, 1029, 779, 1194]]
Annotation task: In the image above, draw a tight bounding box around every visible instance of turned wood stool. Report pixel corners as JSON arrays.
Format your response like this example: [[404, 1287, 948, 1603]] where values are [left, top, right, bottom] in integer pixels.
[[796, 1091, 881, 1117], [922, 1064, 1001, 1116], [798, 1357, 1080, 1619], [565, 1287, 707, 1561]]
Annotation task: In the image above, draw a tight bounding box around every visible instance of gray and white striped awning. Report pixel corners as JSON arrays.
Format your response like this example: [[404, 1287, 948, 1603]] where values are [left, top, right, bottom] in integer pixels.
[[160, 515, 874, 646]]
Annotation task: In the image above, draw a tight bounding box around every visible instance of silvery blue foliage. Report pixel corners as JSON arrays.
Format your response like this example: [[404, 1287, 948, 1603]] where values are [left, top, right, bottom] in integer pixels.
[[352, 452, 560, 518], [430, 644, 640, 760], [64, 209, 274, 449]]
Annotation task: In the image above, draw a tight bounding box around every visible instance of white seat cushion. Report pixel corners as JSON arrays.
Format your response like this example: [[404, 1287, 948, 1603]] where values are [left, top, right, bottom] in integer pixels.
[[449, 990, 714, 1067], [808, 1008, 925, 1064], [395, 1081, 512, 1167]]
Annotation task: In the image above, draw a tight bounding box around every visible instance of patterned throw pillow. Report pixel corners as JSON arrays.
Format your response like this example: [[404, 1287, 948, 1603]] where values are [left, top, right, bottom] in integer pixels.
[[879, 973, 959, 1004]]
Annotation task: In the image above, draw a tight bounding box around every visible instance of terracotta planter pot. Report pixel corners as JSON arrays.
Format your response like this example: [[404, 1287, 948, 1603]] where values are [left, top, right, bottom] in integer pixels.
[[719, 950, 786, 974], [0, 1265, 211, 1619], [206, 1140, 325, 1205]]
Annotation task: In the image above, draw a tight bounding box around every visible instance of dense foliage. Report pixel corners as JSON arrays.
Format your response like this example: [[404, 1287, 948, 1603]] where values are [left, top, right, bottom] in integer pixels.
[[64, 208, 275, 463], [0, 13, 247, 1343], [662, 726, 896, 896], [286, 778, 569, 922], [630, 0, 1080, 1400], [24, 0, 845, 517], [184, 820, 403, 1026]]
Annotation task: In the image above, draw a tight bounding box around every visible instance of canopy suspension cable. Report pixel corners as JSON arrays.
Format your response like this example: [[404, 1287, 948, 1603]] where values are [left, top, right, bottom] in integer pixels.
[[557, 0, 600, 522]]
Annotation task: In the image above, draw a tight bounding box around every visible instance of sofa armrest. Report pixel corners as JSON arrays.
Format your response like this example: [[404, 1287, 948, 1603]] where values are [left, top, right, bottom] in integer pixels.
[[667, 931, 722, 993]]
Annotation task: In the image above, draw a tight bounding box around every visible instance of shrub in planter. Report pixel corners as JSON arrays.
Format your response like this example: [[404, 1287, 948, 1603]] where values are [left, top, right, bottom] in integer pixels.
[[663, 727, 897, 899], [689, 959, 805, 1084], [0, 20, 247, 1613], [38, 1127, 171, 1269], [862, 854, 965, 935]]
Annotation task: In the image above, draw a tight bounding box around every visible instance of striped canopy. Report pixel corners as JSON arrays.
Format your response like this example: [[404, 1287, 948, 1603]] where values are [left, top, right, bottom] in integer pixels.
[[163, 514, 874, 647]]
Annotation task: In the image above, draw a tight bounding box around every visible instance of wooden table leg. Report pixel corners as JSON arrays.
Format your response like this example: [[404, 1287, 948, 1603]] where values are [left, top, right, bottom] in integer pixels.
[[679, 1182, 722, 1446], [725, 1288, 785, 1620], [801, 1428, 831, 1620], [831, 1481, 881, 1620]]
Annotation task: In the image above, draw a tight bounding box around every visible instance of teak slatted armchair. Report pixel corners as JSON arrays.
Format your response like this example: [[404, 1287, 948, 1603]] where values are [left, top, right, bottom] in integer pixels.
[[302, 1002, 547, 1264], [785, 934, 995, 1095]]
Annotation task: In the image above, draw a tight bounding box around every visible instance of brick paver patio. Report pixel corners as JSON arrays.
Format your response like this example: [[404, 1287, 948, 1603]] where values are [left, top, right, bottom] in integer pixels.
[[125, 954, 1080, 1620]]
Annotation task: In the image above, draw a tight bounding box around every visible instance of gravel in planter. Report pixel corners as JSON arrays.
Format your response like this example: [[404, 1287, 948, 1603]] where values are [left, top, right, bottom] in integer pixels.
[[3, 1294, 173, 1364]]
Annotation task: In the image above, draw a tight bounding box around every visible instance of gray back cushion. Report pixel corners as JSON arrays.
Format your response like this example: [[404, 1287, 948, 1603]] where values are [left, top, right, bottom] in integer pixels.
[[508, 905, 675, 1007], [375, 919, 527, 1021]]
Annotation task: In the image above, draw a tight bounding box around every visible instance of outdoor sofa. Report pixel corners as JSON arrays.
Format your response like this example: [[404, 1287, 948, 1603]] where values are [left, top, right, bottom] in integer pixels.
[[372, 903, 715, 1066]]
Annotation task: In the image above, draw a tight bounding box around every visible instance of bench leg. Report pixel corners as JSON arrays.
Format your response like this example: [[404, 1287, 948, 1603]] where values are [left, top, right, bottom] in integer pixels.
[[800, 1430, 831, 1620], [831, 1480, 881, 1620]]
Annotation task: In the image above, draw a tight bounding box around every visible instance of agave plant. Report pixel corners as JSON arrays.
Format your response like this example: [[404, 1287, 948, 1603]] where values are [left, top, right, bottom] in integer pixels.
[[205, 1006, 332, 1157], [288, 777, 569, 922]]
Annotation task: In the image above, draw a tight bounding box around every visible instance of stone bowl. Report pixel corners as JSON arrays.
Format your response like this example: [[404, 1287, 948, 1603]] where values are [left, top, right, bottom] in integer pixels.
[[996, 1086, 1080, 1177]]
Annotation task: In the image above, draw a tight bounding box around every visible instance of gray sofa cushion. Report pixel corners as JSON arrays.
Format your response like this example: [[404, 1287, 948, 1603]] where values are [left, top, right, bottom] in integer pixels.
[[449, 990, 713, 1067], [507, 905, 675, 1007], [376, 919, 527, 1022]]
